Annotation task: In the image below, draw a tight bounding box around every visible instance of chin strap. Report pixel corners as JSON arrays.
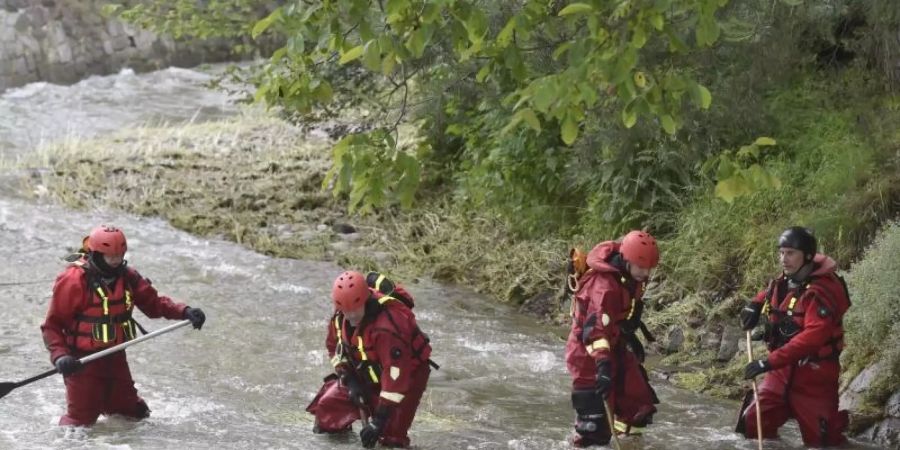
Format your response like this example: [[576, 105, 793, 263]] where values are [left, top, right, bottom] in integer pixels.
[[787, 262, 814, 288]]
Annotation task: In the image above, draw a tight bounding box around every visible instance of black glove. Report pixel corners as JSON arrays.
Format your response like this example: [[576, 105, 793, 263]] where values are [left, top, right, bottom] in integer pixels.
[[623, 332, 646, 363], [360, 405, 392, 448], [744, 359, 771, 380], [54, 355, 83, 376], [595, 359, 612, 397], [740, 302, 764, 331], [340, 371, 366, 408], [183, 307, 206, 330]]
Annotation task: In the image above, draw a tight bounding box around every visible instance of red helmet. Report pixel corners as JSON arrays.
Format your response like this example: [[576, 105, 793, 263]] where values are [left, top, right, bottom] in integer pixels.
[[332, 271, 369, 313], [620, 230, 659, 269], [87, 225, 127, 256]]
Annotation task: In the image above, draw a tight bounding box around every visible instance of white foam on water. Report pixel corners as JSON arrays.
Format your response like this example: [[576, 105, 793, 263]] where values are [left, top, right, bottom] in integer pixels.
[[2, 81, 53, 99], [268, 282, 312, 294], [525, 350, 559, 373], [304, 349, 326, 365]]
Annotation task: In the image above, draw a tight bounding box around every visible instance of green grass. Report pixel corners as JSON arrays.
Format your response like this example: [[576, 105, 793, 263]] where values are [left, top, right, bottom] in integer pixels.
[[841, 222, 900, 422]]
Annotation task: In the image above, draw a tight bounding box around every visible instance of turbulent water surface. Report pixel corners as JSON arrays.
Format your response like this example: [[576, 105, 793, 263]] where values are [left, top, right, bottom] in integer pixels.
[[0, 67, 880, 449]]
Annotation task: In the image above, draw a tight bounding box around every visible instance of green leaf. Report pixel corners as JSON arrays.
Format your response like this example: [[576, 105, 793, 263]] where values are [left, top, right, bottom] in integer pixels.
[[476, 64, 491, 83], [254, 84, 271, 103], [324, 138, 350, 190], [531, 81, 557, 112], [754, 136, 777, 146], [666, 28, 690, 53], [610, 48, 637, 84], [339, 45, 365, 64], [270, 47, 287, 61], [382, 52, 397, 75], [660, 114, 676, 134], [738, 145, 757, 159], [313, 80, 333, 103], [631, 26, 648, 49], [497, 18, 516, 48], [363, 40, 381, 71], [421, 3, 441, 23], [746, 164, 773, 187], [650, 14, 664, 31], [518, 108, 541, 132], [386, 0, 406, 16], [561, 114, 579, 145], [500, 118, 521, 136], [696, 16, 720, 47], [736, 144, 759, 159], [693, 83, 712, 109], [407, 27, 430, 58], [252, 9, 281, 39], [552, 42, 572, 60], [779, 0, 803, 5], [465, 9, 488, 44], [715, 175, 748, 203], [396, 153, 420, 209], [558, 3, 594, 17], [622, 108, 637, 128], [716, 156, 736, 180]]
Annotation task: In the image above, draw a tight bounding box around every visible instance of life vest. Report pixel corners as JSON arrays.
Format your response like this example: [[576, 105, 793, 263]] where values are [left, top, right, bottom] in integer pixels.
[[66, 259, 139, 353], [762, 275, 849, 361], [331, 292, 434, 385]]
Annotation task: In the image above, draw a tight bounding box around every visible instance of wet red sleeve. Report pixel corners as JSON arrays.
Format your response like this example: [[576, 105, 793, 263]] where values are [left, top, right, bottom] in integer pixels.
[[580, 286, 622, 363], [129, 271, 188, 320], [767, 293, 833, 369], [752, 287, 768, 304], [41, 270, 82, 363]]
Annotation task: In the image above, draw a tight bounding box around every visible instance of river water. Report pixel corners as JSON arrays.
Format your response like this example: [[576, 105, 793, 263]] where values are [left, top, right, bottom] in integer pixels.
[[0, 68, 879, 449]]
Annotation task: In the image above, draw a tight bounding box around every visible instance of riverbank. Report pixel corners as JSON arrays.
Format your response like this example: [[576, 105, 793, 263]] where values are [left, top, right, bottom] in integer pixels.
[[19, 113, 564, 305], [16, 108, 900, 446]]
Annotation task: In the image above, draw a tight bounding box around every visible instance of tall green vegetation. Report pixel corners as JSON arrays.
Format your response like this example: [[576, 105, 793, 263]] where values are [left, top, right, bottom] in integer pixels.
[[842, 222, 900, 415], [108, 0, 733, 229]]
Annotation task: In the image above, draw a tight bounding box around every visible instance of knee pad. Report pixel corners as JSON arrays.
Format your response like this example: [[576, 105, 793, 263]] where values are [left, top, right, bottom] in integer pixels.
[[572, 389, 608, 436], [575, 418, 604, 434], [571, 389, 604, 416]]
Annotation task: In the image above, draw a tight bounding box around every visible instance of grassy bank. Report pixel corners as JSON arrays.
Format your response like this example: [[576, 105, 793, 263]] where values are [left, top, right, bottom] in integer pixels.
[[21, 113, 565, 308]]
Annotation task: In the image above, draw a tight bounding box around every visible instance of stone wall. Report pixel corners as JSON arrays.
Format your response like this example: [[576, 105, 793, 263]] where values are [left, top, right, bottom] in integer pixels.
[[0, 0, 237, 92]]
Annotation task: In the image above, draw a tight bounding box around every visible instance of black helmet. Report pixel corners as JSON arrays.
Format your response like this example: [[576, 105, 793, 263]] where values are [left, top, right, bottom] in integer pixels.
[[778, 226, 817, 261]]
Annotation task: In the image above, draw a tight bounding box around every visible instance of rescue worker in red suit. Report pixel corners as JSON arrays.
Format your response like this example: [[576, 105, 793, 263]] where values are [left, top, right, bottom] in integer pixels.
[[738, 226, 850, 447], [307, 271, 433, 448], [565, 230, 661, 447], [41, 225, 207, 426]]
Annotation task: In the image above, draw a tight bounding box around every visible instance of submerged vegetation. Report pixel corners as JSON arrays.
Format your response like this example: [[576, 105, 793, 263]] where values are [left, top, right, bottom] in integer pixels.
[[22, 0, 900, 435]]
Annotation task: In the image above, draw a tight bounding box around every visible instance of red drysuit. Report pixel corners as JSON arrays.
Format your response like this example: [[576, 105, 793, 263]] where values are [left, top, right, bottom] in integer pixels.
[[565, 241, 658, 445], [307, 286, 432, 447], [41, 259, 188, 426], [741, 253, 850, 447]]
